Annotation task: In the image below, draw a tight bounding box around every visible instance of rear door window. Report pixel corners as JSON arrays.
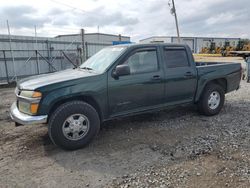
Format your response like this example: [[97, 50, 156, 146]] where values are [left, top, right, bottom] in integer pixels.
[[164, 49, 189, 68]]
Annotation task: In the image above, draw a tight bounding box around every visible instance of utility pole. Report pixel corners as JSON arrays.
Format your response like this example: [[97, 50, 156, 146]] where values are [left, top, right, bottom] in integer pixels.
[[169, 0, 181, 43], [81, 28, 85, 62]]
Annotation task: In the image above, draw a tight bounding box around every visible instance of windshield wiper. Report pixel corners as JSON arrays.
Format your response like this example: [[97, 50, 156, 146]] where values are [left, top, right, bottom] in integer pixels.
[[81, 67, 93, 71]]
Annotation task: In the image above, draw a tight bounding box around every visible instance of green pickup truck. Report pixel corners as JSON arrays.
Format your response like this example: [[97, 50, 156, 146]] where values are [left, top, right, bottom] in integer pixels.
[[10, 43, 241, 150]]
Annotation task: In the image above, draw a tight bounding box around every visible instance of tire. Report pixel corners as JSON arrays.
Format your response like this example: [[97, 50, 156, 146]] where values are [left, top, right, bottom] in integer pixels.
[[198, 83, 225, 116], [48, 101, 100, 150]]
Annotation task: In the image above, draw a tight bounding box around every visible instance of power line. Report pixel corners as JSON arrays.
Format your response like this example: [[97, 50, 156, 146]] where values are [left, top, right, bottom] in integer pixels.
[[50, 0, 96, 16]]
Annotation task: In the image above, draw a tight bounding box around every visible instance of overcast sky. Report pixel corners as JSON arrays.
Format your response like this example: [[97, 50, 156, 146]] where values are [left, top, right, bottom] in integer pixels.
[[0, 0, 249, 41]]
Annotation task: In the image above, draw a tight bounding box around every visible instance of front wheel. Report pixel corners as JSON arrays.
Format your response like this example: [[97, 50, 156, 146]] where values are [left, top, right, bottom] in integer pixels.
[[48, 101, 100, 150], [198, 84, 225, 116]]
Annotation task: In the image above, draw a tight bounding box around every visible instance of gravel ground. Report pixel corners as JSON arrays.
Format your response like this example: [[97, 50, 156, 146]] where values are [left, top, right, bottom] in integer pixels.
[[0, 80, 250, 188]]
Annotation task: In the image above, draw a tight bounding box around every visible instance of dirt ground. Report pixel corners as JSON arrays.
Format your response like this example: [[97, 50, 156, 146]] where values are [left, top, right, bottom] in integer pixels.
[[0, 77, 250, 187]]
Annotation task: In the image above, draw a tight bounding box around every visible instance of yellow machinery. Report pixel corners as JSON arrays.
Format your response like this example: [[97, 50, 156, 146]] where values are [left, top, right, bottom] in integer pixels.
[[200, 40, 250, 56], [200, 47, 210, 54], [243, 44, 250, 51], [215, 47, 223, 54]]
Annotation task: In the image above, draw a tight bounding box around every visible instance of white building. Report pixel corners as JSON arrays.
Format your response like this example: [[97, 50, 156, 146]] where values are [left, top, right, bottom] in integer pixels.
[[55, 33, 130, 44], [55, 33, 131, 57], [140, 36, 241, 53]]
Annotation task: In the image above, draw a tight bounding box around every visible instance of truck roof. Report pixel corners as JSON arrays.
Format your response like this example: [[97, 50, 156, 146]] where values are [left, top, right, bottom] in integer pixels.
[[113, 43, 189, 48]]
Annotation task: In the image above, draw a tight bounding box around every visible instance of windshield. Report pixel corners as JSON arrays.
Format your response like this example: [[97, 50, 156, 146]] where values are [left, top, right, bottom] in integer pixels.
[[80, 46, 127, 73]]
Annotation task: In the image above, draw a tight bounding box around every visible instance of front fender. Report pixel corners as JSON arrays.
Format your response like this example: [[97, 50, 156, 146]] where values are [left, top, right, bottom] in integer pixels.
[[37, 76, 108, 118], [39, 88, 96, 112]]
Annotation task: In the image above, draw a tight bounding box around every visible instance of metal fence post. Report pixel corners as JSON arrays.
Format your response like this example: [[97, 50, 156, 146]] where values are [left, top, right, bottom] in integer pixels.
[[3, 50, 9, 84], [35, 50, 40, 75], [7, 20, 17, 82], [81, 29, 86, 62], [50, 46, 53, 72], [60, 50, 63, 70], [46, 40, 52, 72], [85, 42, 88, 60]]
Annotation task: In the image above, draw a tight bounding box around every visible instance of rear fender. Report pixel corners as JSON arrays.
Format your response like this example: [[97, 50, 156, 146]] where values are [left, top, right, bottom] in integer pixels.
[[195, 77, 227, 102]]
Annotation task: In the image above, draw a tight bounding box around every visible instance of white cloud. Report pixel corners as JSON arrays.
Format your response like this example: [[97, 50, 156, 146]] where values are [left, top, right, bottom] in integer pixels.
[[206, 13, 235, 25], [0, 0, 249, 41]]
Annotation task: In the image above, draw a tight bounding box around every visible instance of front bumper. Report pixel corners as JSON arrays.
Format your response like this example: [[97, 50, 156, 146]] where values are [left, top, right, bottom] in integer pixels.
[[10, 102, 48, 125]]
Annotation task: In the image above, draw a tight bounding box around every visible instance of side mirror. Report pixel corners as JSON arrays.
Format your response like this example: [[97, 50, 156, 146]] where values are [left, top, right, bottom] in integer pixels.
[[112, 64, 130, 78]]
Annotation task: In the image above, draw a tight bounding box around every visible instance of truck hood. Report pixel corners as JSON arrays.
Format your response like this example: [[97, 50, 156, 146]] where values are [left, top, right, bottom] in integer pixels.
[[18, 69, 98, 90]]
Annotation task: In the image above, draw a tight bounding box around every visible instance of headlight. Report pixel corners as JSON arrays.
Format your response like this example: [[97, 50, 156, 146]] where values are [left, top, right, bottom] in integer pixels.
[[18, 101, 30, 114], [17, 90, 42, 115], [20, 90, 42, 98]]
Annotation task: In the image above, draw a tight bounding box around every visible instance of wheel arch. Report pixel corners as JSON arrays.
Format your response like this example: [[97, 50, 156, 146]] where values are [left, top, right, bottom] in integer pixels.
[[48, 95, 103, 122], [208, 78, 227, 92], [196, 78, 227, 102]]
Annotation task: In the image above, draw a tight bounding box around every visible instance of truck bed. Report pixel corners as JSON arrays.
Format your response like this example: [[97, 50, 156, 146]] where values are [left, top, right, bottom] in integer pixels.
[[195, 62, 241, 95]]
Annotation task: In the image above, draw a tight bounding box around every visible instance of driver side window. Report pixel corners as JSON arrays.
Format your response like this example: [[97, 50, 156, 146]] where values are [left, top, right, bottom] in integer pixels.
[[124, 49, 158, 74]]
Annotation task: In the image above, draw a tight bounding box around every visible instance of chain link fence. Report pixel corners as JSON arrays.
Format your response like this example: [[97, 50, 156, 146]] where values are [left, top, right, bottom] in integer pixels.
[[0, 42, 112, 85]]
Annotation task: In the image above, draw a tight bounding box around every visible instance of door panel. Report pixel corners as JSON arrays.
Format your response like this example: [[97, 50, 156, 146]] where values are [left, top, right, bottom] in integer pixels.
[[108, 48, 165, 116], [163, 48, 197, 104], [108, 72, 164, 115], [164, 67, 197, 103]]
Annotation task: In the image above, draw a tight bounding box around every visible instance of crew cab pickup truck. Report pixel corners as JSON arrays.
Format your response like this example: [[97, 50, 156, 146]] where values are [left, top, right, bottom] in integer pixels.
[[10, 43, 241, 150]]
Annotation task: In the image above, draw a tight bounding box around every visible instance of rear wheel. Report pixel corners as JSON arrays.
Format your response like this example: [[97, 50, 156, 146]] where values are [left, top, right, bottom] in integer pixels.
[[198, 83, 225, 116], [48, 101, 100, 150]]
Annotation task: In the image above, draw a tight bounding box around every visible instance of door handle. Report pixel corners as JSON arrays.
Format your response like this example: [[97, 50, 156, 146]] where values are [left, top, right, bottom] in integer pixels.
[[151, 75, 161, 81], [184, 72, 194, 78]]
